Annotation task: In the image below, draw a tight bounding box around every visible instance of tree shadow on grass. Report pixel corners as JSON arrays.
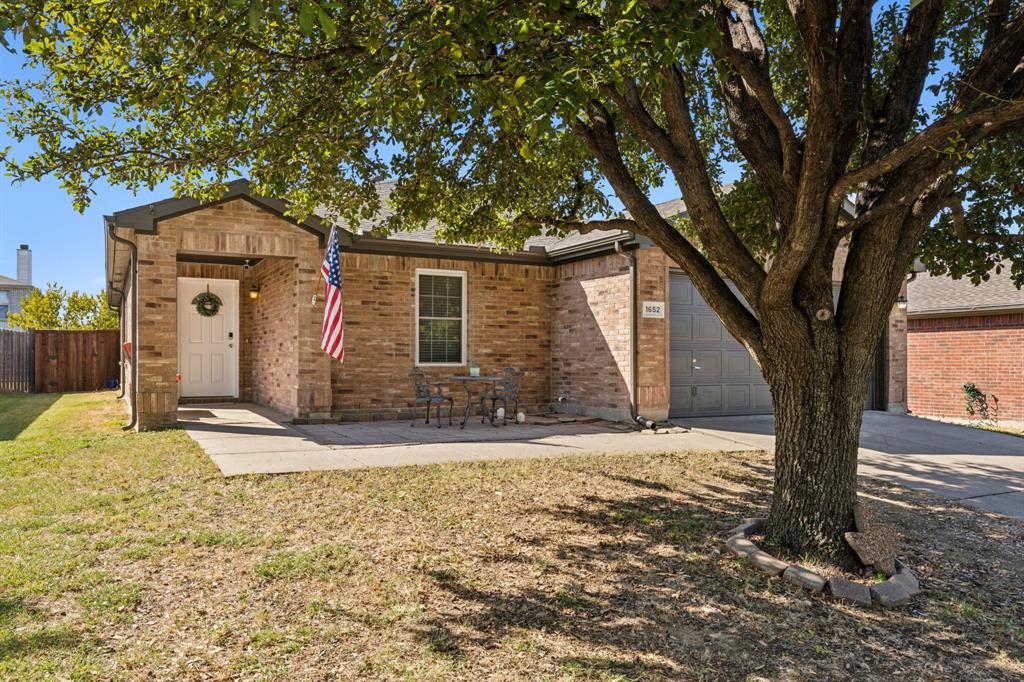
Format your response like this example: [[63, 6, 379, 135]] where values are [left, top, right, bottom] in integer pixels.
[[413, 459, 1023, 680], [0, 596, 80, 661], [0, 393, 61, 441]]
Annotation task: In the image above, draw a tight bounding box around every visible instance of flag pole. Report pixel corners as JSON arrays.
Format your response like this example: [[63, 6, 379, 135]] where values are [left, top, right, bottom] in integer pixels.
[[311, 225, 336, 305]]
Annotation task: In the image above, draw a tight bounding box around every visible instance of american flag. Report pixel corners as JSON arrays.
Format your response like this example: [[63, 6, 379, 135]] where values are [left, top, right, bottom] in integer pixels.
[[319, 227, 345, 361]]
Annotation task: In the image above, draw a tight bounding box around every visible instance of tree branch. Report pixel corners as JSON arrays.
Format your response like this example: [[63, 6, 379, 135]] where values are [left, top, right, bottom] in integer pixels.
[[572, 106, 764, 357], [984, 0, 1011, 52], [835, 99, 1024, 204], [943, 195, 1024, 242], [711, 3, 799, 186], [604, 76, 766, 304], [657, 66, 767, 301]]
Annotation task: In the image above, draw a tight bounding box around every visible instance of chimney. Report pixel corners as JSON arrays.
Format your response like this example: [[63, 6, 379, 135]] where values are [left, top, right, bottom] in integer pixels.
[[16, 244, 31, 285]]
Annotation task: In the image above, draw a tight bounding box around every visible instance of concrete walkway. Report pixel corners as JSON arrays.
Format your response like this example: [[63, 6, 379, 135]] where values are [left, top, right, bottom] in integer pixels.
[[179, 404, 733, 476], [181, 405, 1023, 519]]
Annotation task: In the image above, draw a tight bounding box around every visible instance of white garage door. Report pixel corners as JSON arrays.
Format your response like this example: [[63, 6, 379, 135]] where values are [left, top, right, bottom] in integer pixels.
[[669, 273, 773, 417]]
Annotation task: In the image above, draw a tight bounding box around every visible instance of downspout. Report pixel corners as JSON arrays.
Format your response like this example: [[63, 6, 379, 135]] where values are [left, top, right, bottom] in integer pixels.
[[107, 221, 138, 431]]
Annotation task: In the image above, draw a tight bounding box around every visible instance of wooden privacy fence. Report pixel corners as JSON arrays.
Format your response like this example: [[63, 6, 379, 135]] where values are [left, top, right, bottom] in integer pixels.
[[33, 330, 120, 394], [0, 329, 35, 393]]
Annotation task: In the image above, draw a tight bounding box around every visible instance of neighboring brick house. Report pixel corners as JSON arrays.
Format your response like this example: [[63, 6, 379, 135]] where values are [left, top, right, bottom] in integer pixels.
[[104, 180, 894, 430], [0, 245, 34, 329], [903, 267, 1024, 421]]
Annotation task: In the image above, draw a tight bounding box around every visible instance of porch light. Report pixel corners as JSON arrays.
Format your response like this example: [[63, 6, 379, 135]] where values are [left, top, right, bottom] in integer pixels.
[[248, 282, 261, 300], [896, 294, 908, 310]]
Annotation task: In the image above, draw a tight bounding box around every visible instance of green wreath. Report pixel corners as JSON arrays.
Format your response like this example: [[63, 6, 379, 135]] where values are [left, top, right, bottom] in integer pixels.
[[191, 290, 223, 317]]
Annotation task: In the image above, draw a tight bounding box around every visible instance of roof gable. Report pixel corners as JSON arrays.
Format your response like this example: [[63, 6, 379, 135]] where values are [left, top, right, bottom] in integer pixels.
[[110, 179, 339, 246]]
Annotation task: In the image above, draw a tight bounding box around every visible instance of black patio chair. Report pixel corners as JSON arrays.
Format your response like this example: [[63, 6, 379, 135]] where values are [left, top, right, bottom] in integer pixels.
[[486, 367, 523, 426], [410, 368, 454, 428]]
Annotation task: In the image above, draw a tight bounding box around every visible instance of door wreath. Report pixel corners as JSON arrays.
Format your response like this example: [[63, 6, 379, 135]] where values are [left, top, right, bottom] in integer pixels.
[[191, 288, 222, 317]]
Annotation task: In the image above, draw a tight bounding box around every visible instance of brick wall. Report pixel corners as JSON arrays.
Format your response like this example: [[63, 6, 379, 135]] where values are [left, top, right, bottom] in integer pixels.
[[0, 286, 33, 328], [250, 258, 300, 415], [330, 253, 554, 421], [551, 253, 632, 421], [907, 313, 1024, 420], [127, 199, 330, 429]]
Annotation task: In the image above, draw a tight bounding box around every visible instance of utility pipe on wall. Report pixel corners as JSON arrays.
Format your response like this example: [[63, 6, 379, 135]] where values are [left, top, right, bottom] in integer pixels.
[[107, 221, 138, 431]]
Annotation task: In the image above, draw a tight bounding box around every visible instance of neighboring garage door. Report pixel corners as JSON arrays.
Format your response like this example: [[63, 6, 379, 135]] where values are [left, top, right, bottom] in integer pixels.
[[669, 273, 773, 417]]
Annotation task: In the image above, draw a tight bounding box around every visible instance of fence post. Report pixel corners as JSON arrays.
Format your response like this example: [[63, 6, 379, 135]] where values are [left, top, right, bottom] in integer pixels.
[[27, 330, 35, 394]]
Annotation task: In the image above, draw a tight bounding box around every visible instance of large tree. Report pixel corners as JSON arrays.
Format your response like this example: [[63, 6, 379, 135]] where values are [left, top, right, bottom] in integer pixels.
[[2, 0, 1023, 563]]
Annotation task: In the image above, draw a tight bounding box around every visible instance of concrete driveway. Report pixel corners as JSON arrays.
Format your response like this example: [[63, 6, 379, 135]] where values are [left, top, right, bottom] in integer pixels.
[[673, 412, 1024, 519]]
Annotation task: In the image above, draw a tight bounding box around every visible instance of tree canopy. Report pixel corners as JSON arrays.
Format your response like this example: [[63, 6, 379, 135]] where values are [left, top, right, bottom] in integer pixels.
[[1, 1, 1021, 282], [8, 283, 119, 331]]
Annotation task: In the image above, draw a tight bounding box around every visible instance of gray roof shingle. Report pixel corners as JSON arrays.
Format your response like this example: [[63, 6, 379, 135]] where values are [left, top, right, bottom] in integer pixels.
[[323, 180, 689, 254], [907, 264, 1024, 316]]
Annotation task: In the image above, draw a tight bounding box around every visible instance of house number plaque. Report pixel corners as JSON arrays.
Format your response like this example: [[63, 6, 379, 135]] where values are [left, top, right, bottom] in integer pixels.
[[642, 301, 665, 318]]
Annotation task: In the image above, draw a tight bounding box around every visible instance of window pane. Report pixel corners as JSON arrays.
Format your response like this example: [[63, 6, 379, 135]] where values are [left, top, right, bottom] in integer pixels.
[[418, 273, 464, 363]]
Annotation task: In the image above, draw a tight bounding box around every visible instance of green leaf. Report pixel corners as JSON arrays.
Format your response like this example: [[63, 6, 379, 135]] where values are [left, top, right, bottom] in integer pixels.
[[247, 0, 263, 32], [298, 2, 315, 36], [514, 75, 527, 90], [315, 5, 337, 39]]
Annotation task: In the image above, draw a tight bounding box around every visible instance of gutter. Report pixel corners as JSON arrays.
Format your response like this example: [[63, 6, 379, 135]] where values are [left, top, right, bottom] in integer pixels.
[[906, 304, 1024, 319], [343, 229, 639, 266], [106, 220, 138, 431]]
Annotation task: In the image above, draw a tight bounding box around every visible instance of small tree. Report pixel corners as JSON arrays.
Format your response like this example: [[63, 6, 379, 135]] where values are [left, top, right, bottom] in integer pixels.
[[8, 283, 119, 331], [2, 1, 1023, 565]]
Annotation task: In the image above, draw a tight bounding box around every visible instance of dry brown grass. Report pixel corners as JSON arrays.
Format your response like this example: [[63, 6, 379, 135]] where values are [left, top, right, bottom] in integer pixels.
[[1, 392, 1022, 680]]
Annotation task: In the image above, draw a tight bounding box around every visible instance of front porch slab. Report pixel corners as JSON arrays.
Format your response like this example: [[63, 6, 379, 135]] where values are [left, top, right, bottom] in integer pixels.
[[179, 404, 749, 477]]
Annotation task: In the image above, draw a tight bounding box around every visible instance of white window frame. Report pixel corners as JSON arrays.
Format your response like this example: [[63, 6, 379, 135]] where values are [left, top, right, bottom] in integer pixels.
[[414, 268, 468, 367]]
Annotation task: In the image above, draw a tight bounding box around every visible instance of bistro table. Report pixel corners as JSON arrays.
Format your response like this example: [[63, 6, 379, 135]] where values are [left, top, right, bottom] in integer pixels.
[[451, 375, 503, 428]]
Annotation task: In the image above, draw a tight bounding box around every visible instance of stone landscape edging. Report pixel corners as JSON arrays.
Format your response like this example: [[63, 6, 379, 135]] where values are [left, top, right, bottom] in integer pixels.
[[724, 517, 920, 608]]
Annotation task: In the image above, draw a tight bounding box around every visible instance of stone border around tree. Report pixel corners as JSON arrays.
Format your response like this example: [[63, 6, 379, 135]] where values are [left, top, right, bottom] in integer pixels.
[[725, 518, 920, 608]]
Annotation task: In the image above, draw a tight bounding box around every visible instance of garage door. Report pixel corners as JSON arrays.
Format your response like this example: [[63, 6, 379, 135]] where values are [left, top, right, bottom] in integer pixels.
[[669, 273, 773, 417]]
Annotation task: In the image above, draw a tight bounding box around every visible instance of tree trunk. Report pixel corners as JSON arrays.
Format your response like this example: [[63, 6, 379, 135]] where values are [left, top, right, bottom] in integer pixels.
[[766, 360, 868, 568]]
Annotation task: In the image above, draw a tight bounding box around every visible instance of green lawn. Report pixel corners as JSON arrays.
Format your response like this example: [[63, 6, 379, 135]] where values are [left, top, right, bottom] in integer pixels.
[[0, 392, 1021, 680]]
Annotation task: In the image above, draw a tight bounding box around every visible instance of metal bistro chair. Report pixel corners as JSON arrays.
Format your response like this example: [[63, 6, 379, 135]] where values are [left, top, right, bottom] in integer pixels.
[[486, 367, 523, 426], [410, 368, 454, 428]]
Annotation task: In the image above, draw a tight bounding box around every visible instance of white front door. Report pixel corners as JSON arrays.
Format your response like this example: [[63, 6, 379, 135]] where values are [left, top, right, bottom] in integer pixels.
[[177, 277, 239, 398]]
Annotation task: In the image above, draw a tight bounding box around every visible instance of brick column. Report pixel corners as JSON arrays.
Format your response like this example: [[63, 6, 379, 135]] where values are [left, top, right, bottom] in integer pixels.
[[134, 231, 180, 430], [296, 246, 332, 420], [635, 247, 670, 421], [886, 303, 908, 413]]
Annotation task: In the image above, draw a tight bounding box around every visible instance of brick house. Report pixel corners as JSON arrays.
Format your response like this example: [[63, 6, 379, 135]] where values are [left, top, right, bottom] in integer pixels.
[[0, 245, 34, 329], [104, 180, 895, 430], [903, 266, 1024, 421]]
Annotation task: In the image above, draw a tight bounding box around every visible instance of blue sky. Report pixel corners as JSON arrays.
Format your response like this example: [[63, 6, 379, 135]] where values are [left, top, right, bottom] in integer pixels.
[[0, 49, 171, 292]]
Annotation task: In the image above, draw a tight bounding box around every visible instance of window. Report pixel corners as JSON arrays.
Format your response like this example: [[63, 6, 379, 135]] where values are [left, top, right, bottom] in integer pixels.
[[0, 304, 7, 327], [416, 269, 466, 365]]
